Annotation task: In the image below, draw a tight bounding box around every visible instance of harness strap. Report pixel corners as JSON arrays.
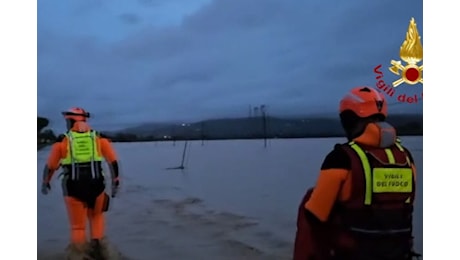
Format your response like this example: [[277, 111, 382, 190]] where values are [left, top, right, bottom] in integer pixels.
[[66, 130, 101, 181]]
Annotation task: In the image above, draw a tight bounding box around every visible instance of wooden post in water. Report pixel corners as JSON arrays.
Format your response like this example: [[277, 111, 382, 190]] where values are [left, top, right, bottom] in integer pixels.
[[166, 140, 188, 170], [180, 141, 188, 169]]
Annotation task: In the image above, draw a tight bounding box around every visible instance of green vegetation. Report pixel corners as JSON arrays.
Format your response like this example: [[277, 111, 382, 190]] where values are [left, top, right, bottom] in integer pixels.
[[38, 116, 57, 150], [38, 117, 49, 133]]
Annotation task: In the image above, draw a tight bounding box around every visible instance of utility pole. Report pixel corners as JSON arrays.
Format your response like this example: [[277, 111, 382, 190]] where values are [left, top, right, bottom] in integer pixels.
[[261, 104, 267, 148]]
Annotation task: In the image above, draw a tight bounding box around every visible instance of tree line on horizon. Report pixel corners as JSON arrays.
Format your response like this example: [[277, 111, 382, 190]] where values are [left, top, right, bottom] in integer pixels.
[[101, 115, 423, 142], [38, 116, 57, 149], [38, 114, 422, 145]]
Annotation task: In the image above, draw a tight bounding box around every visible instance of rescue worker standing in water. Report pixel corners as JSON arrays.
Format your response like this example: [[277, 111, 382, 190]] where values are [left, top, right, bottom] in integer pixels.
[[293, 87, 420, 260], [41, 107, 120, 259]]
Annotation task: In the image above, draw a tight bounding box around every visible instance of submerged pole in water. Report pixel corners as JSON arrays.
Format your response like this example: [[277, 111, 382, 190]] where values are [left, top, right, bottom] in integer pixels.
[[166, 140, 188, 170], [180, 141, 188, 168]]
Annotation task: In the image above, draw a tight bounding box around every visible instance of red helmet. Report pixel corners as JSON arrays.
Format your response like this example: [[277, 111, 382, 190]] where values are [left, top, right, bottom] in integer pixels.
[[61, 107, 90, 122], [339, 87, 388, 119]]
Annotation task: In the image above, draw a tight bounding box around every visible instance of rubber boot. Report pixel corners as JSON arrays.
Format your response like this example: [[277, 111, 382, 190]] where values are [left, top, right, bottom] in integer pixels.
[[65, 243, 92, 260], [88, 238, 111, 260]]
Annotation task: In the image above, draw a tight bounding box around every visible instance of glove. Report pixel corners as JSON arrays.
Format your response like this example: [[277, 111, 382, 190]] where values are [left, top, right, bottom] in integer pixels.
[[41, 182, 51, 195], [111, 178, 120, 198]]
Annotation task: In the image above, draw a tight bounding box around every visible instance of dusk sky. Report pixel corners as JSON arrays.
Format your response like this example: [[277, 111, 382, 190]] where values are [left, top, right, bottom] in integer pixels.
[[38, 0, 423, 131]]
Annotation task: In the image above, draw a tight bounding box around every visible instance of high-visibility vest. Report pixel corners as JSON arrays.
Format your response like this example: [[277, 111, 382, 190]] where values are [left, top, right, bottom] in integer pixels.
[[61, 130, 103, 180]]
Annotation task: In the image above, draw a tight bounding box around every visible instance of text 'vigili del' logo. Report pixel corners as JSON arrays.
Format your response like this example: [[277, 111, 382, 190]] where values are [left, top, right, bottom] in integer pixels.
[[373, 17, 423, 104]]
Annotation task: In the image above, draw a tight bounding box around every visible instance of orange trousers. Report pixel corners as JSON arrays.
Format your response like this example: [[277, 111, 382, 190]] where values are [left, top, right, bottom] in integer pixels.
[[64, 192, 107, 245]]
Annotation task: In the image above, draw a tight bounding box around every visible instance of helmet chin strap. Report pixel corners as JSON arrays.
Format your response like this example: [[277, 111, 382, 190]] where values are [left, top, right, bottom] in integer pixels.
[[65, 119, 75, 131], [346, 122, 368, 141], [341, 113, 384, 141]]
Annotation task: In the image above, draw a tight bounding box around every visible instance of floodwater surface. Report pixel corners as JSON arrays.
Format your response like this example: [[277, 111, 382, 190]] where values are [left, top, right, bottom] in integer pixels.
[[37, 137, 423, 259]]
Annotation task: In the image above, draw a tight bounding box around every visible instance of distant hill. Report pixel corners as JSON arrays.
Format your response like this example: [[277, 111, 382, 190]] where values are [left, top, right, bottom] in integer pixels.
[[114, 122, 179, 136], [103, 114, 422, 141]]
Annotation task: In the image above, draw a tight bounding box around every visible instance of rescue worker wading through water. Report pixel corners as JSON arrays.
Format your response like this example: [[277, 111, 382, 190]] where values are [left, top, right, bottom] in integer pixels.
[[41, 107, 121, 259], [293, 87, 420, 260]]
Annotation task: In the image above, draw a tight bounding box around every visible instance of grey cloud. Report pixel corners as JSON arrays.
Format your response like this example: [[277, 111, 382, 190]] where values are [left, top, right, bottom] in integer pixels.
[[38, 0, 423, 130]]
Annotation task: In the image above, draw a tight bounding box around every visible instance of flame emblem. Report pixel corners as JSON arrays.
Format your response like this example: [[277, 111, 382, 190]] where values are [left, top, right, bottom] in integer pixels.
[[389, 18, 423, 88]]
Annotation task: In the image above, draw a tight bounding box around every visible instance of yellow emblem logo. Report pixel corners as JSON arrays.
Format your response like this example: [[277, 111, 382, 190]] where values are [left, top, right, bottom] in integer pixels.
[[389, 17, 423, 88]]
